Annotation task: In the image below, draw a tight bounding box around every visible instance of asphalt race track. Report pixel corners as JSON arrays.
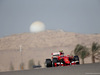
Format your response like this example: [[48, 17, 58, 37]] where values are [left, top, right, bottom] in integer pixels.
[[0, 63, 100, 75]]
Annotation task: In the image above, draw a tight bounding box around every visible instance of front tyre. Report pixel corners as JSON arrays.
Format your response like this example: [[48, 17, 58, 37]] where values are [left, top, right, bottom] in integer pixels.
[[74, 56, 80, 64]]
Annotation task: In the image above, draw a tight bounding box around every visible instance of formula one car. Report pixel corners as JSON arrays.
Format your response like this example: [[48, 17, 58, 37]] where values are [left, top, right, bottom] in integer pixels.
[[45, 51, 80, 67]]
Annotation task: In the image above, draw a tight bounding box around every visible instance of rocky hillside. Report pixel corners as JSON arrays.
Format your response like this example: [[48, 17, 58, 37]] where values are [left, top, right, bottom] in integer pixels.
[[0, 30, 100, 51]]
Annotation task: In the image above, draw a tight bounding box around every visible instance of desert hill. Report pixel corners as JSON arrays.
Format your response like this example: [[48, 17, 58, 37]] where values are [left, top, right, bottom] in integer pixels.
[[0, 30, 100, 72], [0, 30, 100, 50]]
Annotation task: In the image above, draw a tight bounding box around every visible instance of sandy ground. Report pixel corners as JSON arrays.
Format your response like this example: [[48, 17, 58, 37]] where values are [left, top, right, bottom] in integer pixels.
[[0, 47, 99, 72]]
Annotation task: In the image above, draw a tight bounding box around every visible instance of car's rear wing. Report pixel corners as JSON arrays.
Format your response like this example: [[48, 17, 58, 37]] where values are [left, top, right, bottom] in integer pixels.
[[51, 52, 60, 56]]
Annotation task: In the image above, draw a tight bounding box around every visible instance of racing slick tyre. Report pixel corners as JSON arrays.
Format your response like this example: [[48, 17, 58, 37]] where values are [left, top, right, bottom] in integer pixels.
[[52, 58, 58, 67], [45, 59, 52, 67], [74, 56, 80, 64]]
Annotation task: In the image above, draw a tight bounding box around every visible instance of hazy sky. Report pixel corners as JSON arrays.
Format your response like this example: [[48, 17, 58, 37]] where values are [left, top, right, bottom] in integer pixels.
[[0, 0, 100, 37]]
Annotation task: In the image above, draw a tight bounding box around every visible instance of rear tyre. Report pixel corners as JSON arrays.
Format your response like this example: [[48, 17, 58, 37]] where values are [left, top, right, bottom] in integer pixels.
[[52, 58, 58, 67], [45, 59, 52, 67]]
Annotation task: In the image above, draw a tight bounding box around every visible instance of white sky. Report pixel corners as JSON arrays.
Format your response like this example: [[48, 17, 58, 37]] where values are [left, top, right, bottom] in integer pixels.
[[0, 0, 100, 37]]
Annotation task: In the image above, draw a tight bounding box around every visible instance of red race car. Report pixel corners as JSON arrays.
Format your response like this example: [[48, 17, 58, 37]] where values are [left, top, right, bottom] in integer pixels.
[[45, 51, 80, 67]]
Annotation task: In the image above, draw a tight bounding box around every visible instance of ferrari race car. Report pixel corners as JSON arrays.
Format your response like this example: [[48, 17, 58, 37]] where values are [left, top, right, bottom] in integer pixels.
[[45, 51, 80, 67]]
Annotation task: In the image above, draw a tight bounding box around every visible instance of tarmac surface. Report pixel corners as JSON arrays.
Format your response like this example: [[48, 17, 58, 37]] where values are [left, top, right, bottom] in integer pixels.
[[0, 63, 100, 75]]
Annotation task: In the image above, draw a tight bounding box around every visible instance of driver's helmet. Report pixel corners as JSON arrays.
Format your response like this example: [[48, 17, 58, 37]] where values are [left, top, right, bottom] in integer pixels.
[[59, 50, 63, 53], [59, 50, 64, 56]]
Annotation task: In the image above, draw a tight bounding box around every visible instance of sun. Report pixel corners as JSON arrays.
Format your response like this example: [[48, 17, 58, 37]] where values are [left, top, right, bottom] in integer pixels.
[[30, 21, 45, 33]]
